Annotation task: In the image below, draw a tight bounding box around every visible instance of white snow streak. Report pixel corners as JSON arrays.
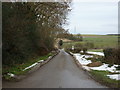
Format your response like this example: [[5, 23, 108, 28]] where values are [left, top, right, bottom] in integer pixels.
[[89, 64, 120, 73], [23, 60, 44, 71], [107, 74, 120, 80], [87, 51, 104, 56], [8, 73, 15, 77]]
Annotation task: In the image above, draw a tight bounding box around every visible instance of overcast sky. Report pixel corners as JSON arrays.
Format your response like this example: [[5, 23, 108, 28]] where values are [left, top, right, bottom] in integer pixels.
[[64, 0, 119, 35]]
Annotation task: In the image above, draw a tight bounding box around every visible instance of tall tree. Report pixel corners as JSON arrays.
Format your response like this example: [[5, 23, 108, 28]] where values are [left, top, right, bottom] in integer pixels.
[[2, 2, 71, 66]]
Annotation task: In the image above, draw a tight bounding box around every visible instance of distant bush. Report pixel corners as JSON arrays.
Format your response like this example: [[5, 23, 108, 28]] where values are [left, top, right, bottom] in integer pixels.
[[103, 48, 120, 64], [73, 48, 82, 53], [65, 42, 94, 53], [103, 48, 113, 58], [74, 43, 83, 49], [83, 48, 87, 54]]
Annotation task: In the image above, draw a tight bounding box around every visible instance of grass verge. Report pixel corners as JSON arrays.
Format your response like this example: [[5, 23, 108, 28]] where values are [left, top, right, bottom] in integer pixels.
[[90, 70, 120, 88], [82, 52, 120, 88], [2, 53, 53, 80]]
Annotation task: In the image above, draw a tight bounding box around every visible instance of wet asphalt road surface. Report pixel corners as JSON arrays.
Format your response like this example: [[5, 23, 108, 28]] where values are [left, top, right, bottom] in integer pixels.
[[3, 50, 107, 88]]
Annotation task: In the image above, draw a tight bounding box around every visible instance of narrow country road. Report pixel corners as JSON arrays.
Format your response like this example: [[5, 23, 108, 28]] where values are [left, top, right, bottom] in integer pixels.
[[3, 50, 107, 88]]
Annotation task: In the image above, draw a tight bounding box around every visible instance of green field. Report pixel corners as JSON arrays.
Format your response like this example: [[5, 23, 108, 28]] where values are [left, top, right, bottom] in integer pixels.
[[83, 35, 118, 48], [63, 35, 118, 49]]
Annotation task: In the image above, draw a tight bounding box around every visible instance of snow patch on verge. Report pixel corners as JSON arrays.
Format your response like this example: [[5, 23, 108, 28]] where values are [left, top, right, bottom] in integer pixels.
[[23, 60, 44, 71], [87, 51, 104, 56], [23, 63, 38, 71], [83, 55, 93, 58], [72, 53, 120, 81], [48, 56, 52, 59], [38, 60, 44, 63], [107, 74, 120, 80], [82, 66, 91, 71], [8, 73, 15, 77], [89, 64, 120, 73], [74, 53, 92, 65], [73, 53, 120, 73]]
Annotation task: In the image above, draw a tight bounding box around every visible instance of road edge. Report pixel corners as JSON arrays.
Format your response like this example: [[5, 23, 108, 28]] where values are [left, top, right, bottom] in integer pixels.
[[67, 51, 110, 88]]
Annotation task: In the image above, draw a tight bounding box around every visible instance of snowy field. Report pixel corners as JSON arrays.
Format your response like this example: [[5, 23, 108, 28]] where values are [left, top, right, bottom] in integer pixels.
[[73, 52, 120, 80]]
